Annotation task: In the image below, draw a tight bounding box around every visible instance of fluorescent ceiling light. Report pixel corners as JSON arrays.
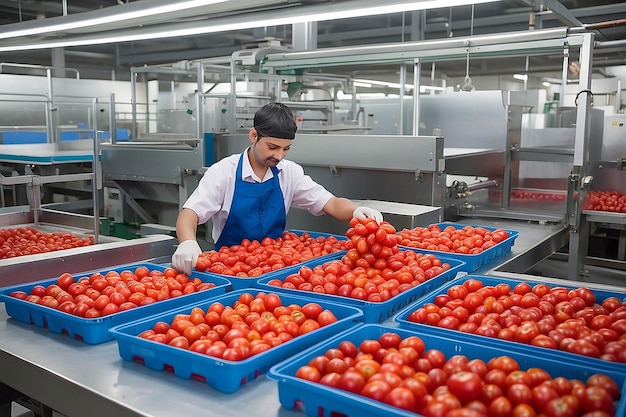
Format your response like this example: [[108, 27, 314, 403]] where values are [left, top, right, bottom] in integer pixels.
[[0, 0, 231, 40], [0, 0, 501, 52], [513, 73, 528, 81], [354, 81, 373, 88], [354, 78, 415, 89], [542, 81, 551, 87]]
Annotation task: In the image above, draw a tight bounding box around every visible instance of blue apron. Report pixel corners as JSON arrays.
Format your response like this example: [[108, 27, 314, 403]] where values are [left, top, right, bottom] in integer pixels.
[[215, 152, 286, 249]]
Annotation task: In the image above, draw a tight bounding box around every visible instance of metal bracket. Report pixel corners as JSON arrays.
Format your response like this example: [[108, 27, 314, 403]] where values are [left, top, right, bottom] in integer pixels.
[[581, 175, 593, 187], [329, 165, 339, 177], [567, 172, 580, 229], [414, 169, 423, 182], [617, 159, 626, 170]]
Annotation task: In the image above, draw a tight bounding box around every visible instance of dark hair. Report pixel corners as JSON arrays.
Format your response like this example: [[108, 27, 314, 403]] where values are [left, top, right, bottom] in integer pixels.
[[253, 102, 297, 139]]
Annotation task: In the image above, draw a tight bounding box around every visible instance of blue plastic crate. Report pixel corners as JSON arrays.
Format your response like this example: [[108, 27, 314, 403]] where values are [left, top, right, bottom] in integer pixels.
[[193, 229, 349, 290], [268, 323, 626, 417], [397, 222, 518, 272], [108, 289, 363, 394], [0, 262, 231, 344], [256, 251, 465, 323], [394, 274, 626, 371]]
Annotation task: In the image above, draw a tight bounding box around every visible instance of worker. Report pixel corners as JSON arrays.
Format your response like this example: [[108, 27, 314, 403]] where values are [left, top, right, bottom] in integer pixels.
[[172, 102, 383, 274]]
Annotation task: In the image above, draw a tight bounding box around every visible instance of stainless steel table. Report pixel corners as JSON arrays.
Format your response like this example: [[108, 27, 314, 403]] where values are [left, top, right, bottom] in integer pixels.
[[0, 302, 302, 417], [0, 219, 571, 417]]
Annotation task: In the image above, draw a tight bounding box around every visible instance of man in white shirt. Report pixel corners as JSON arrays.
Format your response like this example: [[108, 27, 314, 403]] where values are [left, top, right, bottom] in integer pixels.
[[172, 102, 382, 274]]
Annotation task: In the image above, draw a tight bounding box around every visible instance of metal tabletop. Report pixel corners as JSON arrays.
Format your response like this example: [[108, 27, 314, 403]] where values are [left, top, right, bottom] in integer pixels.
[[0, 302, 301, 417], [0, 219, 571, 417]]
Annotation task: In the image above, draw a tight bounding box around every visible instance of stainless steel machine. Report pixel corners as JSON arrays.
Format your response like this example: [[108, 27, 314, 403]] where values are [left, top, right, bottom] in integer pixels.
[[214, 132, 446, 236]]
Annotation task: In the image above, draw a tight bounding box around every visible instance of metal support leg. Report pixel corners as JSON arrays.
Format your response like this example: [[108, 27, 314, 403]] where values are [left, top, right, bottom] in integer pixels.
[[0, 382, 22, 417], [568, 214, 590, 281], [618, 230, 626, 261]]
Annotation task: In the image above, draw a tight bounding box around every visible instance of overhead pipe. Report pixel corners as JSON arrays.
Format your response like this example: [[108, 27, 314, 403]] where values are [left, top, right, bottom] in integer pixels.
[[595, 39, 626, 49], [585, 18, 626, 31], [265, 27, 569, 64]]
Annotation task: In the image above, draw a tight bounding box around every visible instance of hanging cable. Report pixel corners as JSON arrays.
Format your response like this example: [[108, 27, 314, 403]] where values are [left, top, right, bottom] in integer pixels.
[[461, 5, 475, 92]]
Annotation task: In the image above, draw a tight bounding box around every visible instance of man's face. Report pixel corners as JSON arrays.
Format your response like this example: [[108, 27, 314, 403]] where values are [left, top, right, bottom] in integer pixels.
[[250, 135, 293, 167]]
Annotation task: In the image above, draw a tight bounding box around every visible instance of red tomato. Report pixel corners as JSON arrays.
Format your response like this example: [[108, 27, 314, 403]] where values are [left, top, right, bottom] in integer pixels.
[[338, 370, 366, 393], [544, 397, 577, 417], [482, 384, 504, 404], [513, 282, 531, 295], [488, 356, 520, 374], [383, 387, 417, 411], [58, 300, 76, 314], [447, 371, 483, 403], [586, 374, 620, 400], [338, 341, 358, 358], [489, 396, 513, 417], [359, 339, 382, 355], [317, 310, 337, 327], [353, 359, 381, 380], [296, 365, 322, 382], [56, 272, 74, 290], [527, 368, 552, 387], [318, 372, 341, 388], [299, 319, 320, 335], [101, 303, 120, 316], [378, 332, 402, 349], [424, 349, 447, 368], [361, 380, 391, 401], [507, 383, 533, 406], [9, 291, 28, 300]]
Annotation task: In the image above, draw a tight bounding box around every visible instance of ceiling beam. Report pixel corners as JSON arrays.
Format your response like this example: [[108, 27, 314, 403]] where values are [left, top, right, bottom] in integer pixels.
[[525, 0, 584, 27]]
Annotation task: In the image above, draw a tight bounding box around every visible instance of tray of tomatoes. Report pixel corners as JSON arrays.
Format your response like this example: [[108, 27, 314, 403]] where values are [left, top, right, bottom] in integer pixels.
[[256, 219, 465, 323], [0, 226, 94, 259], [268, 323, 625, 417], [109, 289, 363, 394], [583, 190, 626, 213], [394, 222, 518, 272], [394, 275, 626, 370], [191, 230, 349, 290], [0, 263, 231, 344]]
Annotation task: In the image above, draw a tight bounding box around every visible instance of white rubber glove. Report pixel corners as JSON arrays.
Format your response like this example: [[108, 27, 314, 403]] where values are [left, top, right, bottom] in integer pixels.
[[353, 206, 383, 223], [172, 240, 202, 275]]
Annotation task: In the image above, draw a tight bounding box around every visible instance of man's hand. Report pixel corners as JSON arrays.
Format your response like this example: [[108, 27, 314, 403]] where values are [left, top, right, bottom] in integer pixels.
[[172, 240, 202, 275], [353, 206, 383, 223]]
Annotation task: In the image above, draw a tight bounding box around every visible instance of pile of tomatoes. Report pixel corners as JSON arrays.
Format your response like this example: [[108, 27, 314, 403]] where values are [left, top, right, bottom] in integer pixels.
[[266, 218, 452, 302], [138, 292, 338, 361], [194, 231, 348, 277], [510, 190, 567, 202], [295, 331, 621, 416], [9, 266, 216, 318], [406, 278, 626, 363], [583, 190, 626, 213], [395, 224, 509, 255], [0, 226, 94, 259]]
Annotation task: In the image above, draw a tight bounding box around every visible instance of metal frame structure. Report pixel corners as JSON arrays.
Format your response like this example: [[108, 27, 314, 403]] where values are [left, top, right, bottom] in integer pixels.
[[262, 28, 597, 279]]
